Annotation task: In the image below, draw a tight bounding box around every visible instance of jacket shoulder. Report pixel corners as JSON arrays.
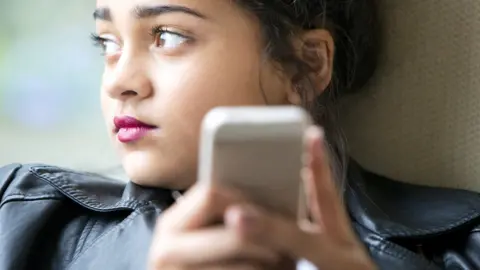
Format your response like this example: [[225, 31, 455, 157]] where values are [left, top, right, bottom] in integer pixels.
[[0, 163, 61, 200], [0, 163, 126, 204], [0, 163, 22, 198], [347, 161, 480, 238], [0, 163, 168, 212], [347, 161, 480, 269]]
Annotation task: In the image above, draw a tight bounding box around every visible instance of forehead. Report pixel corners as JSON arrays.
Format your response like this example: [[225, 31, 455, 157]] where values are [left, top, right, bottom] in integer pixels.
[[95, 0, 228, 17]]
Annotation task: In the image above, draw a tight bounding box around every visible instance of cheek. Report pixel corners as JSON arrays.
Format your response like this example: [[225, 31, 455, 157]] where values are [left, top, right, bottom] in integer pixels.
[[147, 45, 267, 169], [100, 68, 119, 132], [152, 47, 266, 120], [100, 83, 114, 125]]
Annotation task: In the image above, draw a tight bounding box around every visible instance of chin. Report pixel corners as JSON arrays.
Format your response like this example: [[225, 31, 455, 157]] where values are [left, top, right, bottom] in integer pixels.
[[121, 151, 194, 190]]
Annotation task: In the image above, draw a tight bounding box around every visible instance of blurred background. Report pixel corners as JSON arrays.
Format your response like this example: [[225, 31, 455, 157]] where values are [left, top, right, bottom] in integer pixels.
[[0, 1, 120, 173]]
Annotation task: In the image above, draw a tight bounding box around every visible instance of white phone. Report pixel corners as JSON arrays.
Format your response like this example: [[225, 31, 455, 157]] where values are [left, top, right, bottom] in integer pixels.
[[197, 106, 312, 220]]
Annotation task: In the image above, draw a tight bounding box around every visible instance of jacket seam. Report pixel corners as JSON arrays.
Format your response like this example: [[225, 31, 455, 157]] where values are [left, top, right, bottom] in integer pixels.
[[381, 209, 480, 237], [1, 193, 63, 207], [73, 217, 97, 260], [367, 239, 435, 266], [66, 206, 157, 269], [30, 168, 152, 211], [354, 221, 435, 265], [3, 192, 61, 199]]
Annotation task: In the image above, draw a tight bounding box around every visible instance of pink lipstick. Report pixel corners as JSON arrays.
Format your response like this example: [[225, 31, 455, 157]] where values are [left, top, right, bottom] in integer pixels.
[[114, 116, 157, 143]]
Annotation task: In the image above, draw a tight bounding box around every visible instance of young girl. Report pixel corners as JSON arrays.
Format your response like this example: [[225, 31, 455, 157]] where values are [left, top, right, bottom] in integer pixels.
[[1, 1, 479, 269]]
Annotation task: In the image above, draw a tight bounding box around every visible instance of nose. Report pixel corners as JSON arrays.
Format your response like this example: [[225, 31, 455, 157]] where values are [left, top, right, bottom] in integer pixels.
[[103, 52, 153, 101]]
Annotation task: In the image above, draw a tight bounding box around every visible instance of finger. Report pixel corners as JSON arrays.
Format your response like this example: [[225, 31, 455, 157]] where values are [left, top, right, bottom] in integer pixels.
[[182, 262, 268, 270], [159, 184, 246, 231], [193, 257, 295, 270], [150, 261, 268, 270], [225, 204, 369, 269], [149, 226, 280, 267], [304, 126, 351, 236], [225, 204, 327, 263]]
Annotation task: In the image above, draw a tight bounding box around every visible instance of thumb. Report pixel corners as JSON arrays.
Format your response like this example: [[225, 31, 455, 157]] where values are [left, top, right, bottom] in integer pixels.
[[159, 184, 246, 231]]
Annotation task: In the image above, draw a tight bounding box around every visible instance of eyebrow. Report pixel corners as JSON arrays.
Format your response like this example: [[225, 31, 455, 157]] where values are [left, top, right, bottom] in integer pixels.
[[133, 5, 206, 19], [93, 5, 206, 21], [93, 7, 111, 21]]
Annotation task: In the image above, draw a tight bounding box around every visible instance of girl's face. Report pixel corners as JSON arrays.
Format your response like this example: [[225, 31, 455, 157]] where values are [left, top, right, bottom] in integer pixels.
[[95, 0, 293, 188]]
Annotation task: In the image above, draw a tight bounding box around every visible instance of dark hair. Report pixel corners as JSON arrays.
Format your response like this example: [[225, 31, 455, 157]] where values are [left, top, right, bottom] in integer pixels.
[[237, 0, 380, 187]]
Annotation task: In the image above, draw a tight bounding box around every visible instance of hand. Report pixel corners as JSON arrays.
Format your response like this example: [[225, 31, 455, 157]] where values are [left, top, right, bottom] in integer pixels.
[[223, 127, 377, 270], [147, 184, 281, 270]]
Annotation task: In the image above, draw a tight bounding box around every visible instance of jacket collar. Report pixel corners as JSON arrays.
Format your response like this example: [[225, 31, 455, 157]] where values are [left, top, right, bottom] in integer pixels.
[[30, 165, 176, 212], [346, 160, 480, 239], [32, 163, 480, 239]]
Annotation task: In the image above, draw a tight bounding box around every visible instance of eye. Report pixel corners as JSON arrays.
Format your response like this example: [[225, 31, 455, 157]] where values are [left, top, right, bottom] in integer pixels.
[[103, 39, 121, 55], [90, 34, 121, 56], [151, 27, 191, 49]]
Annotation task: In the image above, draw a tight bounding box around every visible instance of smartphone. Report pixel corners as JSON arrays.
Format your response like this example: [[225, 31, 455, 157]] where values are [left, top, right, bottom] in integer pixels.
[[197, 106, 312, 220]]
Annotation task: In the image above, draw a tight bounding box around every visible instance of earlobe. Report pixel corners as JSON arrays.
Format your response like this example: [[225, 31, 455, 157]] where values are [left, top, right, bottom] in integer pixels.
[[287, 84, 303, 105], [287, 29, 335, 103]]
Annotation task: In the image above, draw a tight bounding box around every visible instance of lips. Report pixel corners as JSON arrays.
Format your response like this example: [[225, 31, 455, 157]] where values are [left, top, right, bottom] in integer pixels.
[[114, 116, 158, 143]]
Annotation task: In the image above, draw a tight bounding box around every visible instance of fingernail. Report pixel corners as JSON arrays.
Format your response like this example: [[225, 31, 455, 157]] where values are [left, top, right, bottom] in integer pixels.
[[307, 126, 324, 142], [307, 126, 324, 158], [225, 206, 260, 231], [239, 207, 261, 228]]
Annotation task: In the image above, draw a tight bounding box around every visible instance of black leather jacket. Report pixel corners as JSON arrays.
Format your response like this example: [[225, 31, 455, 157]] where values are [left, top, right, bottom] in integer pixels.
[[1, 162, 479, 270]]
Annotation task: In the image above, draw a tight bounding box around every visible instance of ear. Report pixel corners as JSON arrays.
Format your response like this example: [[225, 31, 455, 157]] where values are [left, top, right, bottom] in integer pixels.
[[287, 29, 335, 105]]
